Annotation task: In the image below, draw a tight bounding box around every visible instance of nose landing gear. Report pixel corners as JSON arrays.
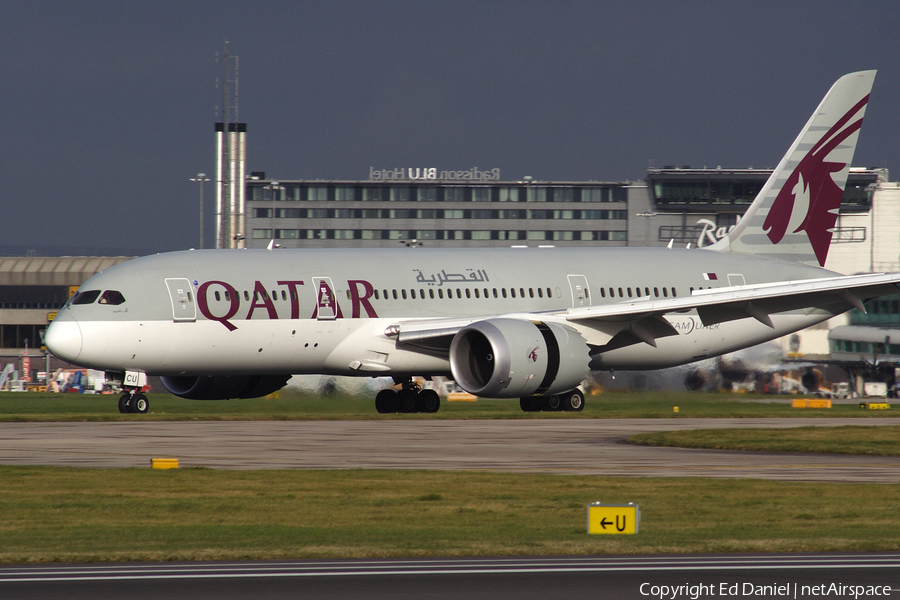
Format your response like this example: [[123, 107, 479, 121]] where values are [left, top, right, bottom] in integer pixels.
[[117, 390, 149, 414]]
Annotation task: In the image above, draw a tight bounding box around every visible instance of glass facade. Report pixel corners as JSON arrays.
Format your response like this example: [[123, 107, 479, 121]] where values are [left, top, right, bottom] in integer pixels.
[[849, 295, 900, 327], [647, 169, 878, 213], [831, 338, 900, 356], [0, 285, 70, 310]]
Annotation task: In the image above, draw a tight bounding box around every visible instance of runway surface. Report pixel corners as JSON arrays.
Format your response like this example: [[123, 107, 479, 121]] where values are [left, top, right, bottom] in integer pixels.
[[1, 418, 899, 482], [1, 554, 898, 600]]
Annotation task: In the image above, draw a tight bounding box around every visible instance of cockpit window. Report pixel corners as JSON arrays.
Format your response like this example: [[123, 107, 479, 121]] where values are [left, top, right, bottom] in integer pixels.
[[98, 290, 126, 305], [72, 290, 101, 305]]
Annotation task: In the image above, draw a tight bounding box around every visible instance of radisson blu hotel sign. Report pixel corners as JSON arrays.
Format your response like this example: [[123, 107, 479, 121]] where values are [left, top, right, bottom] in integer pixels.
[[368, 167, 501, 182]]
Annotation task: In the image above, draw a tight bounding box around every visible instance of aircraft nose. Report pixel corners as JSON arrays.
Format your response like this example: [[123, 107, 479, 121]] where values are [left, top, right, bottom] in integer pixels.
[[45, 317, 82, 362]]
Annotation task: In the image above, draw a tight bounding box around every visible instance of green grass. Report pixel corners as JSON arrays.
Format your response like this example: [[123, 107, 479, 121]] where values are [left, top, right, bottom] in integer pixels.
[[630, 425, 900, 456], [1, 466, 898, 563], [0, 390, 893, 421]]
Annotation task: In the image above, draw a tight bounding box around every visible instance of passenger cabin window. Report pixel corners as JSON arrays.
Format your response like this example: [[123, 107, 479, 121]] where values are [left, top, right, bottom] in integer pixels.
[[72, 290, 101, 305], [98, 290, 126, 305]]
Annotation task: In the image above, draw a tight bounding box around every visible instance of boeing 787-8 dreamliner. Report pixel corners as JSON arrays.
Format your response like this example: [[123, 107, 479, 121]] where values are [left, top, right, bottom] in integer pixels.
[[46, 70, 900, 414]]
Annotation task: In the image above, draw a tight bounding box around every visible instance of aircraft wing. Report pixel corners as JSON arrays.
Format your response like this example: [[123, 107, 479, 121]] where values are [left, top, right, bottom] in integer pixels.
[[388, 272, 900, 351], [563, 271, 900, 348]]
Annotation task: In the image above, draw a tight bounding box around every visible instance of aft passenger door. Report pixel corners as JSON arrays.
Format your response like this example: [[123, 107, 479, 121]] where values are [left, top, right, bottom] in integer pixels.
[[165, 278, 196, 322], [567, 274, 591, 308]]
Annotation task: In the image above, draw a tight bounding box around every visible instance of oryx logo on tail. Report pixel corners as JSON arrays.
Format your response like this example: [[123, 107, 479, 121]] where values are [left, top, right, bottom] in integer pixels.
[[763, 94, 870, 266]]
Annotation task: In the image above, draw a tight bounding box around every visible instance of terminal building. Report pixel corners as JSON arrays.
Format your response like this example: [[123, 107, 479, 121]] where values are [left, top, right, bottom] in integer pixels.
[[241, 166, 882, 255]]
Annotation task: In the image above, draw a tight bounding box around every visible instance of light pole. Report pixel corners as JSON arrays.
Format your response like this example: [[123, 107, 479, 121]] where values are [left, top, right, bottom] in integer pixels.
[[190, 173, 210, 249]]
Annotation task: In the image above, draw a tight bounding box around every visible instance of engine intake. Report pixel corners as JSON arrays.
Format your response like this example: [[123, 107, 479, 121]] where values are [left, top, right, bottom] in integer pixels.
[[160, 374, 290, 400], [449, 318, 588, 398]]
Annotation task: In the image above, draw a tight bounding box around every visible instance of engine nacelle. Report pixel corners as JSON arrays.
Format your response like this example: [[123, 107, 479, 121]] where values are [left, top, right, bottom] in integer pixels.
[[160, 374, 291, 400], [449, 318, 589, 398]]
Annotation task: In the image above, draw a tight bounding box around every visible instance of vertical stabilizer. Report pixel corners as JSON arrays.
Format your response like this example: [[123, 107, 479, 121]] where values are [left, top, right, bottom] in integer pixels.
[[710, 71, 875, 266]]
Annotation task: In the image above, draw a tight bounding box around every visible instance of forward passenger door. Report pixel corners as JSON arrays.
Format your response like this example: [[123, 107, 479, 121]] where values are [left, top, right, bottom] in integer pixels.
[[165, 278, 196, 322]]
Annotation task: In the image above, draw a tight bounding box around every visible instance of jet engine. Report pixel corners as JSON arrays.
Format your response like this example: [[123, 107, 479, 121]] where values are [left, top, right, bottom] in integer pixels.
[[449, 318, 589, 398], [160, 374, 291, 400]]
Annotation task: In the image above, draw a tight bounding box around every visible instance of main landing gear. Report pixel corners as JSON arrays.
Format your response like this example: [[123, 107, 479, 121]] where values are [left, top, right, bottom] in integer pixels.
[[519, 388, 585, 412], [375, 379, 441, 414], [118, 389, 149, 414]]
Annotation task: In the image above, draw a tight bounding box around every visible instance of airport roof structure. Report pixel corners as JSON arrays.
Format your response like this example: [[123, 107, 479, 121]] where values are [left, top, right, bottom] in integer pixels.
[[0, 257, 133, 287]]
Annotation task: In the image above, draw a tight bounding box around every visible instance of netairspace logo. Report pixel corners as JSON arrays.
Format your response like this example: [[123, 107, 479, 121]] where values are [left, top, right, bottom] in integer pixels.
[[639, 582, 894, 599]]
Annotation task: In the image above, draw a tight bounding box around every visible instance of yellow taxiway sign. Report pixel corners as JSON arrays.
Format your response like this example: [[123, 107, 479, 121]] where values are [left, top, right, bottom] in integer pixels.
[[587, 502, 640, 534]]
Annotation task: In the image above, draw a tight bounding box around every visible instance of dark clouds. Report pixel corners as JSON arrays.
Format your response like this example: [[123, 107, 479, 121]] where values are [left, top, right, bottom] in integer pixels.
[[2, 0, 897, 254]]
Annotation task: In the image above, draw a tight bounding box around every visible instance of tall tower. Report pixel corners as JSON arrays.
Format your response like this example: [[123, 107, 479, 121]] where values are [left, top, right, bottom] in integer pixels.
[[215, 41, 247, 249]]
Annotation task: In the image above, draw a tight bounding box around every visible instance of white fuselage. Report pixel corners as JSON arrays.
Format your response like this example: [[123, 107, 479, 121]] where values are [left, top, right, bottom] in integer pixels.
[[45, 246, 841, 380]]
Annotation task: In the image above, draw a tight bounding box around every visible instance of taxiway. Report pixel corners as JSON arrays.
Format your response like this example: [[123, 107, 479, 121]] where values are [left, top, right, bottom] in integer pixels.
[[1, 418, 898, 482]]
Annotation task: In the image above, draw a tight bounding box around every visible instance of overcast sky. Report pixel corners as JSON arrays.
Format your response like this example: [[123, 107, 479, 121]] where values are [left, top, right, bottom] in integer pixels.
[[3, 0, 898, 255]]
